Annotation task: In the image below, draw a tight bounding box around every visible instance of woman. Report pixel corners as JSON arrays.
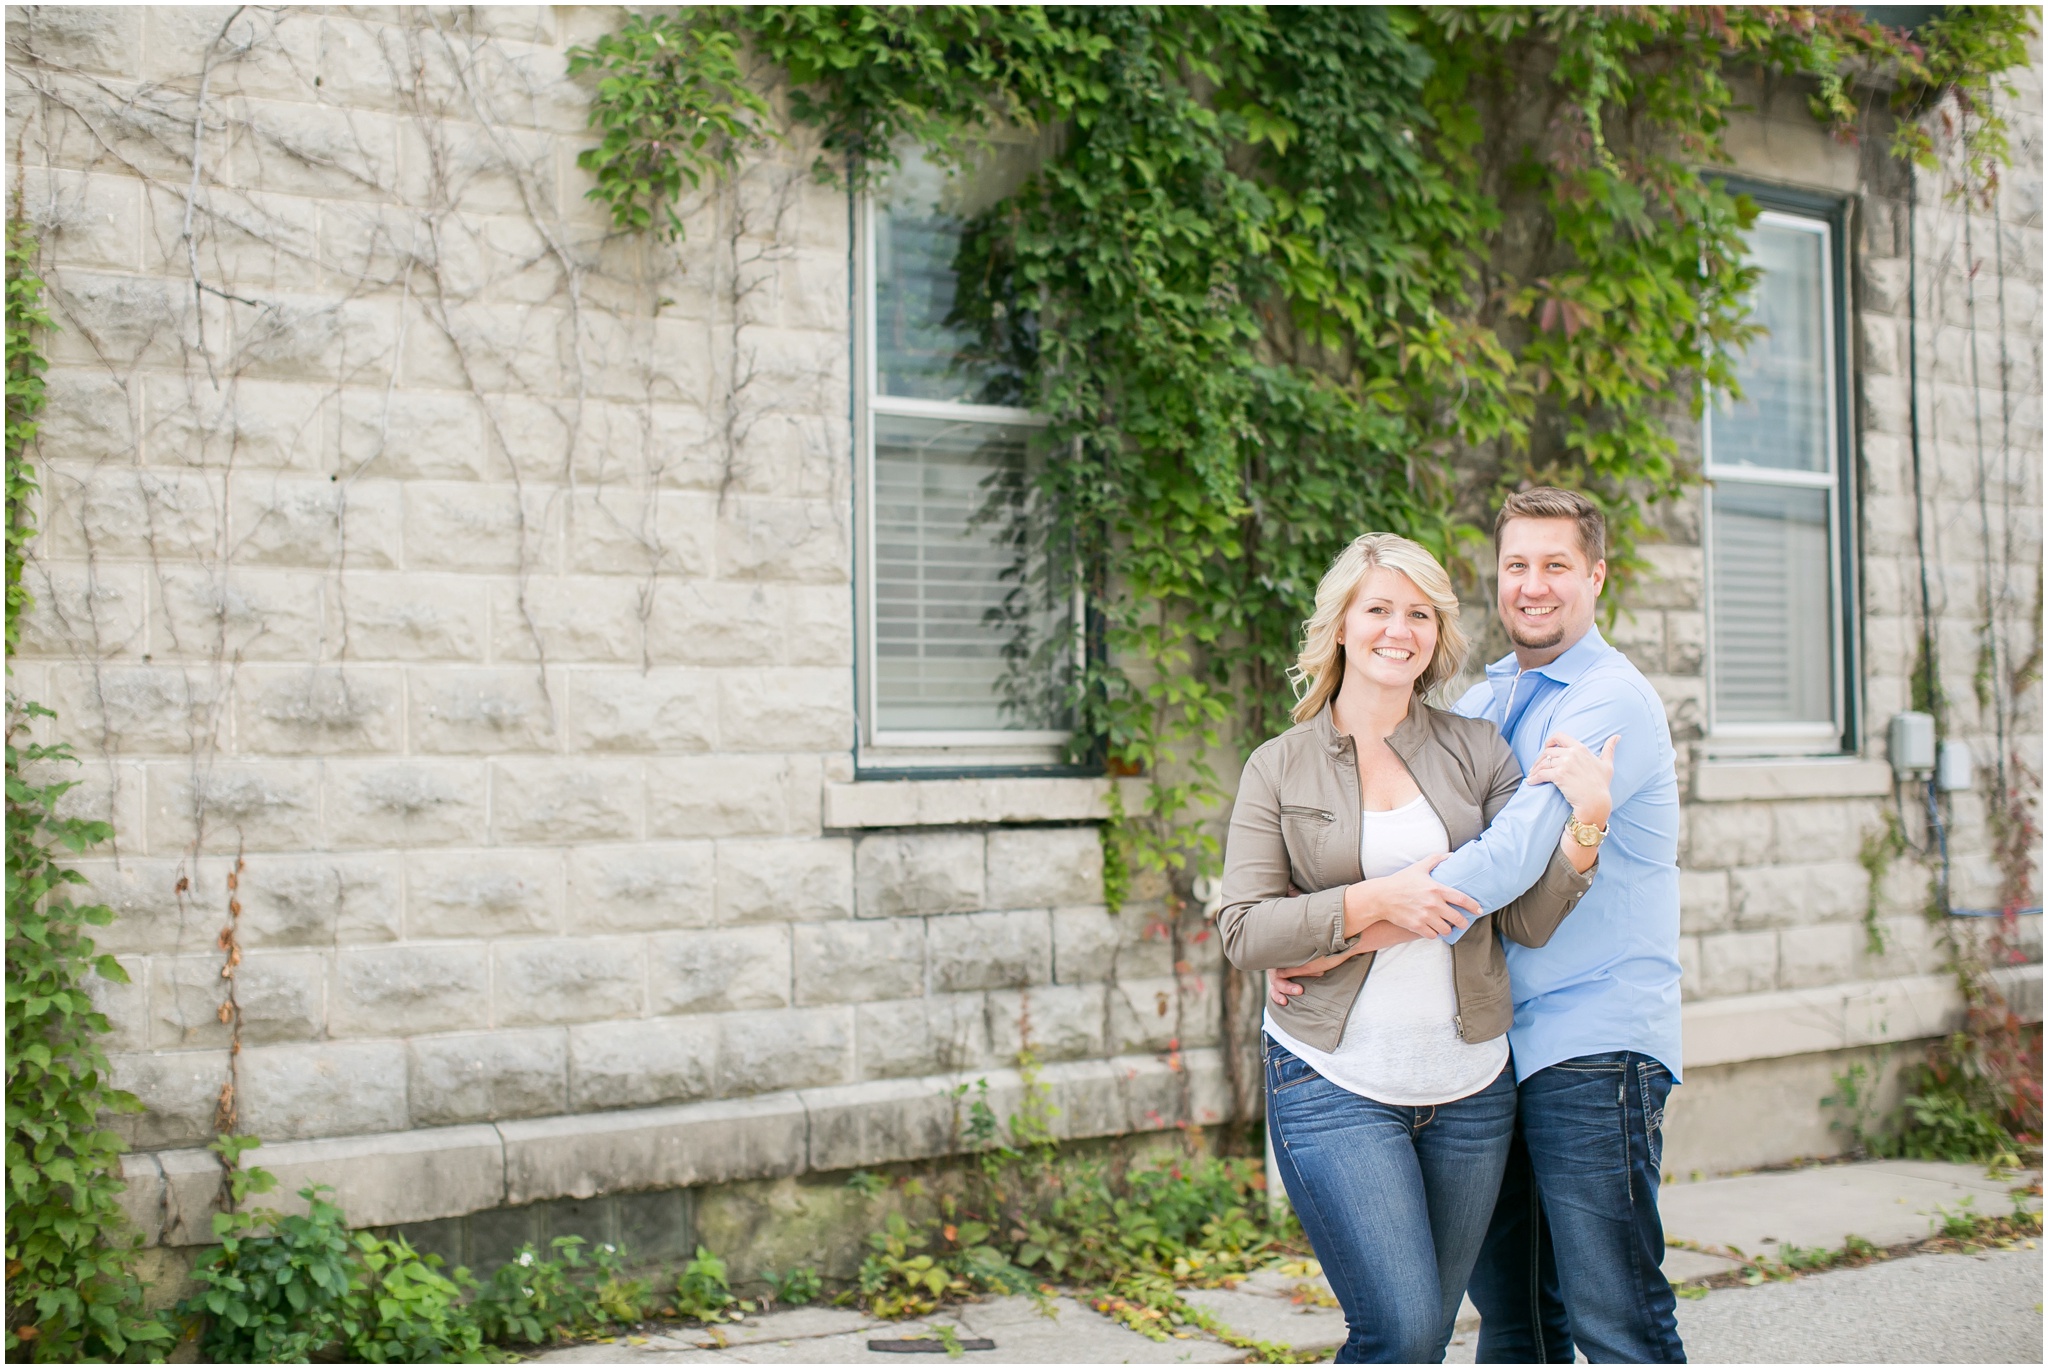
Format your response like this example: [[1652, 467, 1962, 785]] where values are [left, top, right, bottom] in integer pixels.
[[1216, 533, 1615, 1364]]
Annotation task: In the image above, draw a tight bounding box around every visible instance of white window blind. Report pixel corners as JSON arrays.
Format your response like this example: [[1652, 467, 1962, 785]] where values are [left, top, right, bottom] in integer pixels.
[[1709, 484, 1833, 724], [873, 415, 1041, 732], [1703, 211, 1844, 744], [861, 144, 1072, 753]]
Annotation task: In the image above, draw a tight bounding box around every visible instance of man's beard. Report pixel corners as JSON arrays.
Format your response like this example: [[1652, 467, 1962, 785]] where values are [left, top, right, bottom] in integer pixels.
[[1505, 611, 1565, 651]]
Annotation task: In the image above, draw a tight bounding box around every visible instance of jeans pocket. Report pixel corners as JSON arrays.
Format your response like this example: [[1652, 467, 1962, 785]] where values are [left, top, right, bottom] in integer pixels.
[[1266, 1041, 1323, 1095], [1636, 1060, 1672, 1172]]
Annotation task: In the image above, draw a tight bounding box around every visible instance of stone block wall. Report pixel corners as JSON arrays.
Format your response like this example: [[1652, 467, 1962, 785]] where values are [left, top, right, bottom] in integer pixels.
[[7, 4, 1222, 1191], [1587, 68, 2045, 1012], [6, 5, 2041, 1252]]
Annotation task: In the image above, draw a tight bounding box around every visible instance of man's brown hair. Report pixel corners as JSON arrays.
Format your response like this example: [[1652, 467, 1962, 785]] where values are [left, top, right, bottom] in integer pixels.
[[1494, 487, 1605, 566]]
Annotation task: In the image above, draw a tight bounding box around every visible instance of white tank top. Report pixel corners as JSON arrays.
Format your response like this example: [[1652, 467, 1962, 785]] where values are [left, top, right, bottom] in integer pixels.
[[1264, 795, 1510, 1106]]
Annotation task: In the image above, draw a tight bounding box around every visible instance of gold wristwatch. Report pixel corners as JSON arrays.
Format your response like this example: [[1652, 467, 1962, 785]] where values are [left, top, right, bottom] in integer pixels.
[[1565, 812, 1608, 847]]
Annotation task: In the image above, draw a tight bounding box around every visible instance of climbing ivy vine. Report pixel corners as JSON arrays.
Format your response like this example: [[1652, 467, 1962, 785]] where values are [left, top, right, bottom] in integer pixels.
[[5, 226, 169, 1361], [574, 5, 2031, 893], [6, 222, 47, 648], [566, 12, 773, 239]]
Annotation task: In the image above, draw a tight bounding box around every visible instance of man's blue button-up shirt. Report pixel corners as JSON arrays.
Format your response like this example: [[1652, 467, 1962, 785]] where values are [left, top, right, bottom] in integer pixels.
[[1432, 628, 1684, 1083]]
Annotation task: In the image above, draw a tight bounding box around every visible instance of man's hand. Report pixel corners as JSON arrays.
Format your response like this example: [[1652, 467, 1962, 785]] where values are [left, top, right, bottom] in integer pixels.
[[1345, 852, 1479, 940], [1268, 950, 1354, 1007], [1268, 924, 1431, 1005], [1269, 964, 1309, 1008]]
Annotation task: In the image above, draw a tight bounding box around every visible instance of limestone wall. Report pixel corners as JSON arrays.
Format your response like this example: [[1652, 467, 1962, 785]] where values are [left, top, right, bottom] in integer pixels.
[[4, 6, 2039, 1248], [5, 5, 1224, 1204], [1646, 69, 2045, 1002]]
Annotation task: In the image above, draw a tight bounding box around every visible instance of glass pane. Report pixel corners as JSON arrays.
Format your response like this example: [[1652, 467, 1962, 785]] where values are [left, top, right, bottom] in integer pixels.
[[873, 413, 1071, 733], [1710, 482, 1834, 726], [874, 144, 1036, 405], [1710, 221, 1831, 473]]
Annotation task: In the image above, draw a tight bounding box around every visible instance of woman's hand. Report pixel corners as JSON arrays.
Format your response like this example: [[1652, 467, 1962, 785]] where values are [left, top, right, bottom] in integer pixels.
[[1528, 732, 1617, 829], [1343, 852, 1476, 940]]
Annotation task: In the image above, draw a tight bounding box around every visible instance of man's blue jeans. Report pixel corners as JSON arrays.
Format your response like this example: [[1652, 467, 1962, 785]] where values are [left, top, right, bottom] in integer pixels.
[[1264, 1035, 1516, 1364], [1467, 1051, 1685, 1363]]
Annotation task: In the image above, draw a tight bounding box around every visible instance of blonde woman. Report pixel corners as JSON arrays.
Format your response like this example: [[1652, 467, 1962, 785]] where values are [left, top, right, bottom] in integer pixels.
[[1216, 533, 1616, 1365]]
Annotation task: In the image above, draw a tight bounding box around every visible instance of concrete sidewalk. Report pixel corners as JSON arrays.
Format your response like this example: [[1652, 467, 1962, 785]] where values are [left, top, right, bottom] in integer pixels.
[[531, 1159, 2041, 1364], [1657, 1157, 2033, 1276]]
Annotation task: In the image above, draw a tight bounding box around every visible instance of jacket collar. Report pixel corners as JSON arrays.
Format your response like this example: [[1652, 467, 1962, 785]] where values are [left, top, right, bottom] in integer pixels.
[[1310, 696, 1434, 761], [1482, 625, 1612, 687]]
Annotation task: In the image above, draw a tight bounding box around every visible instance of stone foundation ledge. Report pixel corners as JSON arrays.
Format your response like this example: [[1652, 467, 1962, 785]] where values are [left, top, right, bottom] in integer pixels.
[[115, 1048, 1231, 1247], [1683, 964, 2042, 1070], [822, 776, 1151, 829]]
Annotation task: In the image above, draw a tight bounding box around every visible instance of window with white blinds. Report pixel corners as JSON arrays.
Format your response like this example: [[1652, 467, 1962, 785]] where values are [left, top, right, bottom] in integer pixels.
[[1703, 209, 1848, 750], [857, 144, 1075, 761]]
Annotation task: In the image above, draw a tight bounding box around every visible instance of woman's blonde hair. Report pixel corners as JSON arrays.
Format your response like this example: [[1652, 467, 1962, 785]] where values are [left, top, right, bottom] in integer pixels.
[[1288, 533, 1469, 723]]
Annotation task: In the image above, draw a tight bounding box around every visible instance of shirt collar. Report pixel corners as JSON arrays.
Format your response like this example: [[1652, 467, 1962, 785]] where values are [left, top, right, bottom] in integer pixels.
[[1483, 626, 1612, 686]]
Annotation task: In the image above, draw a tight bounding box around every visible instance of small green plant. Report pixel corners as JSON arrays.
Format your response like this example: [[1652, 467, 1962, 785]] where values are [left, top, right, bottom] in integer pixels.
[[1934, 1196, 1985, 1242], [858, 1213, 963, 1319], [847, 1095, 1291, 1334], [1823, 1060, 1897, 1158], [177, 1181, 501, 1364], [768, 1266, 823, 1307], [1722, 1243, 1796, 1287], [672, 1245, 739, 1323], [472, 1237, 603, 1346], [958, 1077, 1003, 1159], [590, 1242, 655, 1325], [1007, 1048, 1059, 1155], [855, 1198, 1036, 1322], [846, 1169, 889, 1198], [1898, 1075, 2020, 1166], [178, 1185, 362, 1362], [347, 1232, 493, 1364], [1773, 1243, 1836, 1273]]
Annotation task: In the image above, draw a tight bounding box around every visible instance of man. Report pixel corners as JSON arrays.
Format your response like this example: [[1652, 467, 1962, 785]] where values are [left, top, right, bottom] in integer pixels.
[[1273, 487, 1685, 1362]]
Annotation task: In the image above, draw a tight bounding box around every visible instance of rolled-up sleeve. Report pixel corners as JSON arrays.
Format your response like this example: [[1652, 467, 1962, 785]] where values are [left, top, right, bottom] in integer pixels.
[[1215, 751, 1353, 971], [1435, 680, 1652, 943]]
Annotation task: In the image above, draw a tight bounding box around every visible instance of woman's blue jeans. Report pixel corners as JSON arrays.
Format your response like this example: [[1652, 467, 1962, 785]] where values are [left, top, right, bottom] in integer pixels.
[[1264, 1034, 1516, 1364]]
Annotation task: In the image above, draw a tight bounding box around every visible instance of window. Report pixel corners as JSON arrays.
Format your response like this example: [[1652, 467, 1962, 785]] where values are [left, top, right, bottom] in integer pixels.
[[1702, 202, 1856, 753], [855, 144, 1078, 770]]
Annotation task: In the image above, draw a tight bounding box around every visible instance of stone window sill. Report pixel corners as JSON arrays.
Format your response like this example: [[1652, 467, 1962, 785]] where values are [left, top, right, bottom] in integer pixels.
[[1690, 757, 1892, 803], [823, 776, 1147, 829]]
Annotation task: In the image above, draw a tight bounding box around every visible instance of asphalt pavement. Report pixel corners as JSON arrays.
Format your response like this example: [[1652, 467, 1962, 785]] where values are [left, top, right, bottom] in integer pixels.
[[1654, 1246, 2041, 1365]]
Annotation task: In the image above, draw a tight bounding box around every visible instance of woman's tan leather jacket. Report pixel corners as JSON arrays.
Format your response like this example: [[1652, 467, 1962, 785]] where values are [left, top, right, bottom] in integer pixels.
[[1217, 702, 1593, 1050]]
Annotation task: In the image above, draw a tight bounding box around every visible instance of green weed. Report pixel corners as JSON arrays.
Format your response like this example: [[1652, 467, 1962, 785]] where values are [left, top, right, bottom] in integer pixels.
[[176, 1184, 501, 1363], [768, 1265, 823, 1307], [672, 1246, 740, 1324]]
